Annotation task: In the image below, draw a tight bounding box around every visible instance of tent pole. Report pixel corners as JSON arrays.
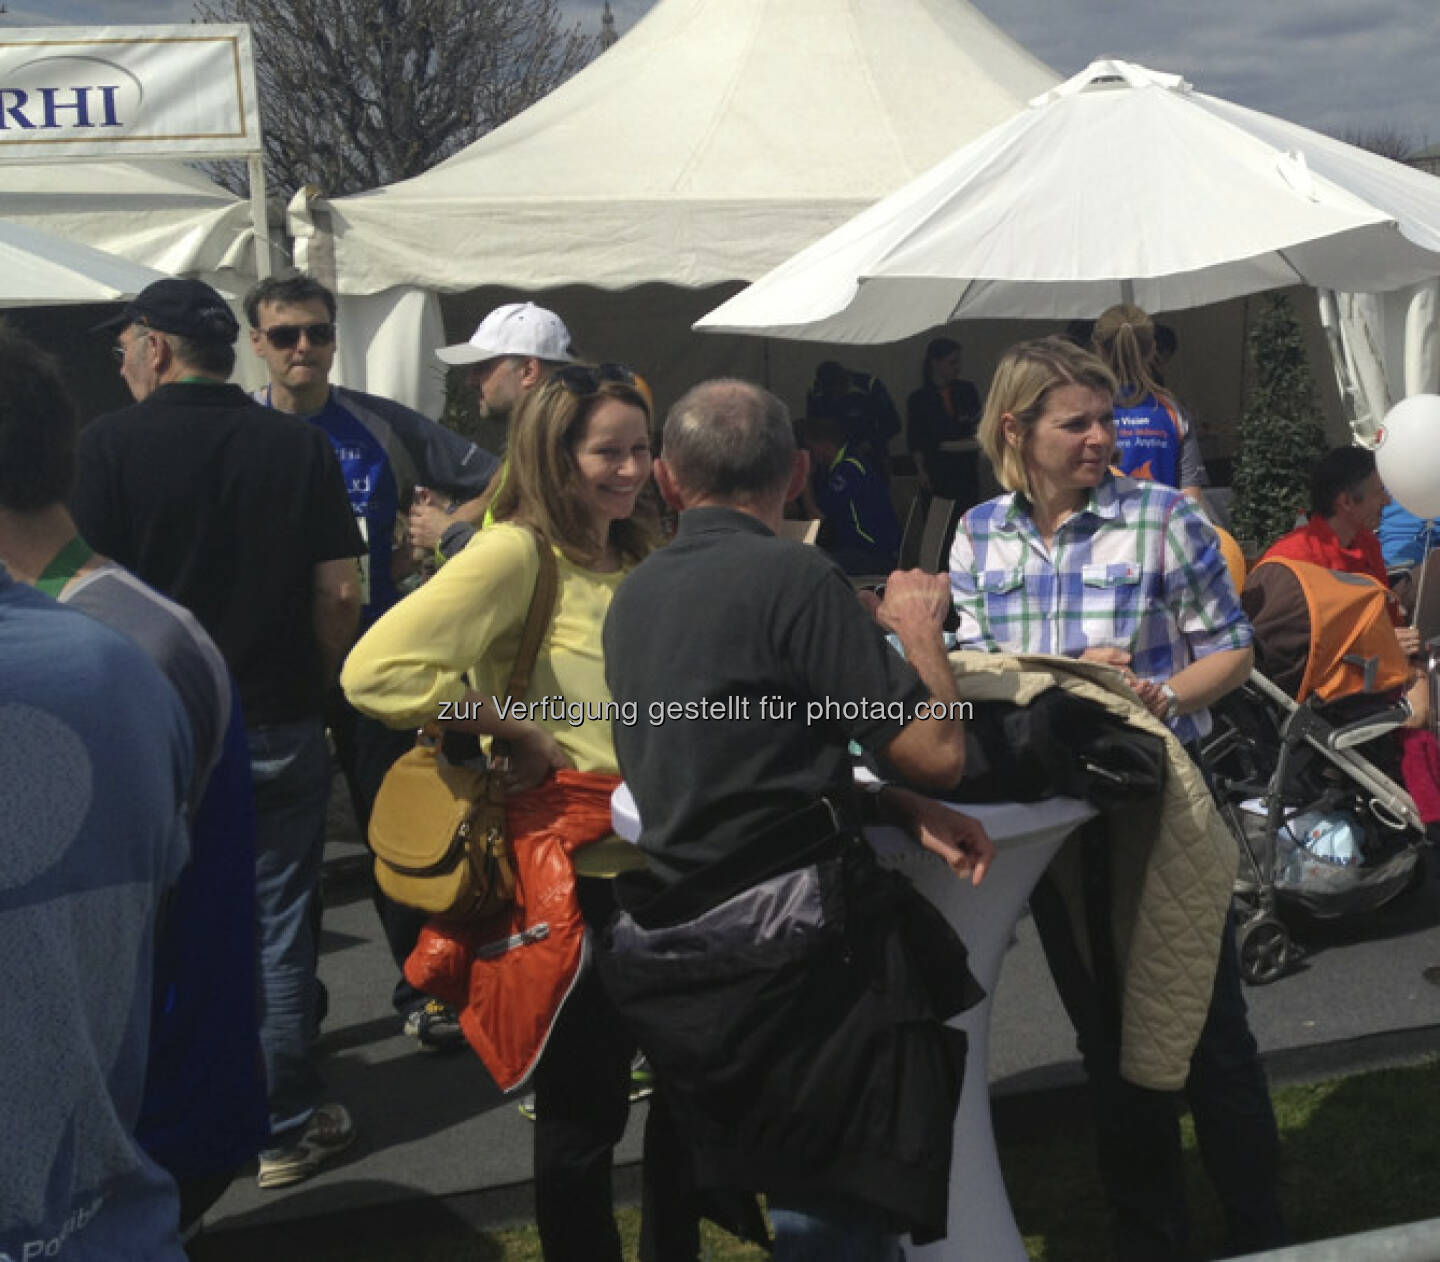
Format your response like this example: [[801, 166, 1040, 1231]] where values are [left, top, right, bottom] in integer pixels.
[[1121, 277, 1135, 305], [249, 156, 272, 279], [763, 337, 772, 389]]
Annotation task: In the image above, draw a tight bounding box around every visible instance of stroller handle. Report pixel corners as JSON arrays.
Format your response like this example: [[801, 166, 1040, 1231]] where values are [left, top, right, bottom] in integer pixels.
[[1324, 700, 1413, 751]]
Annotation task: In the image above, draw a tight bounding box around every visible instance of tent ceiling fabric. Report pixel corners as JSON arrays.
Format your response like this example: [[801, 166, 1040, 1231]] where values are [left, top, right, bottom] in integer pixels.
[[0, 160, 255, 280], [0, 218, 168, 307], [297, 0, 1059, 295], [697, 59, 1440, 343]]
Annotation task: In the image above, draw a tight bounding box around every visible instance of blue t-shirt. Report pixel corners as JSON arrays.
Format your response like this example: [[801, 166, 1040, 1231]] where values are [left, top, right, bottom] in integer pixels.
[[256, 386, 499, 627], [311, 393, 402, 620], [1113, 391, 1184, 490], [0, 568, 192, 1261]]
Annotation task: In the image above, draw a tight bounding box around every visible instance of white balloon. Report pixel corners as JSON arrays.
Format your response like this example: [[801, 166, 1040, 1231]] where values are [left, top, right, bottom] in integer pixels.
[[1376, 394, 1440, 520]]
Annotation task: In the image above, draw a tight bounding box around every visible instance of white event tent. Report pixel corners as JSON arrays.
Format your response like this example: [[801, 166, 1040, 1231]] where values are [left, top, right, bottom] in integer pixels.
[[0, 218, 167, 307], [0, 158, 267, 389], [290, 0, 1061, 417], [0, 159, 256, 287]]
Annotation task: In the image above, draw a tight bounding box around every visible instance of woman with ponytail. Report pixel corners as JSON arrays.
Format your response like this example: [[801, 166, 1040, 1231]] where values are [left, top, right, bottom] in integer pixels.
[[1092, 303, 1209, 502]]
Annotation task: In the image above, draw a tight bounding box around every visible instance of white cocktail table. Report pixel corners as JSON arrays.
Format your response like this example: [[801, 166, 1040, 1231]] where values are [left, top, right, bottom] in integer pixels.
[[608, 785, 1095, 1260], [865, 796, 1095, 1260]]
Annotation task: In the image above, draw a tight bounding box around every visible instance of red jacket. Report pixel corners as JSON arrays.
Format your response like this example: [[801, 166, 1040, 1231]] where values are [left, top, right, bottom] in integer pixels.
[[1263, 517, 1391, 611], [404, 768, 620, 1091]]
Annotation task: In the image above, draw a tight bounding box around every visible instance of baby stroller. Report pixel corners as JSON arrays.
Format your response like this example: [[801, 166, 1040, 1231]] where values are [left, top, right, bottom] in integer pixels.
[[1202, 556, 1426, 985]]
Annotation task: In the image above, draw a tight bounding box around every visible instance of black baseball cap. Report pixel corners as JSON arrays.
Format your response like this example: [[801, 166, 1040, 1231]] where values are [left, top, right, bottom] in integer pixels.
[[97, 277, 240, 343]]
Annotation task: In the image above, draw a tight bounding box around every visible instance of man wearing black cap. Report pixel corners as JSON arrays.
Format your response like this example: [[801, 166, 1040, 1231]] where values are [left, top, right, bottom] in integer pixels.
[[70, 277, 366, 1190]]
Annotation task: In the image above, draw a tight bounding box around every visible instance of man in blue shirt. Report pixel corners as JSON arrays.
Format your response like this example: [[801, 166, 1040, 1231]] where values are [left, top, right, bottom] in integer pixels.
[[799, 413, 901, 575], [805, 359, 901, 477], [246, 274, 500, 1049], [0, 323, 266, 1226], [0, 565, 192, 1260]]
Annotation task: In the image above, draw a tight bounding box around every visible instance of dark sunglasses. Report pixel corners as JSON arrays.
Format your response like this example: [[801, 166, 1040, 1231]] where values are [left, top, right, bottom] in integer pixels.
[[257, 322, 336, 349], [551, 362, 639, 395]]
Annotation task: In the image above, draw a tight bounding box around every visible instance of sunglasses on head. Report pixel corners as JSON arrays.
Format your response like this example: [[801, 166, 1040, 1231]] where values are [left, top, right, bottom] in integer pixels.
[[552, 362, 639, 395], [257, 322, 336, 349]]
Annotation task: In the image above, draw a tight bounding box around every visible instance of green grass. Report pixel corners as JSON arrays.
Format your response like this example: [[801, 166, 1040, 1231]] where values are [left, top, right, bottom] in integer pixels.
[[192, 1059, 1440, 1260], [1010, 1058, 1440, 1261]]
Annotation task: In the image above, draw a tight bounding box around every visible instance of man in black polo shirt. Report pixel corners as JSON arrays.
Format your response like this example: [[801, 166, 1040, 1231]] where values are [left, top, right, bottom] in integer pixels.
[[601, 378, 993, 1258], [70, 278, 364, 1191]]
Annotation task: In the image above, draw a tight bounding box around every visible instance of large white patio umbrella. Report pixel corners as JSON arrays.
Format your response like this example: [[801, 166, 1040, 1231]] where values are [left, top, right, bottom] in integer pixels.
[[696, 59, 1440, 344], [0, 217, 168, 308]]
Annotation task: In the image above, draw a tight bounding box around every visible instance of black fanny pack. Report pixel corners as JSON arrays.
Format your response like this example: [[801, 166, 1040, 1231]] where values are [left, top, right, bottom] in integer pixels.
[[616, 796, 852, 929]]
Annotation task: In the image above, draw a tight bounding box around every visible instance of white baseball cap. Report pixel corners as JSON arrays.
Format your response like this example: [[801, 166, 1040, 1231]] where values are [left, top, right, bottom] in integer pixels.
[[435, 302, 577, 367]]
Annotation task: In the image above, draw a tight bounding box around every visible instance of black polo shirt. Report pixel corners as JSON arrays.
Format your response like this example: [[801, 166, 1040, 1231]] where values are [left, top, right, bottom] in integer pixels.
[[71, 380, 363, 726], [603, 506, 926, 884]]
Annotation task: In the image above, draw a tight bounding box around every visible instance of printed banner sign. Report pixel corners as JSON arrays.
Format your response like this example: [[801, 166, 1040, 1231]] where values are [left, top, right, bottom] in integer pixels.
[[0, 25, 261, 160]]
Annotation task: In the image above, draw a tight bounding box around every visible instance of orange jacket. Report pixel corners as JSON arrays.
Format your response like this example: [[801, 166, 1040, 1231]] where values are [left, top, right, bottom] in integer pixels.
[[404, 768, 620, 1091]]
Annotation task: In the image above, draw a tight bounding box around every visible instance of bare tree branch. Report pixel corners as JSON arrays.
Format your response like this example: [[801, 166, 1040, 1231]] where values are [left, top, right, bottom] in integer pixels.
[[1337, 124, 1419, 163], [199, 0, 597, 200]]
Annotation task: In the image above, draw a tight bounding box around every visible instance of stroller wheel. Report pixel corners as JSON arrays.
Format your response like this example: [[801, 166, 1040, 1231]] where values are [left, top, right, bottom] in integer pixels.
[[1237, 915, 1291, 986]]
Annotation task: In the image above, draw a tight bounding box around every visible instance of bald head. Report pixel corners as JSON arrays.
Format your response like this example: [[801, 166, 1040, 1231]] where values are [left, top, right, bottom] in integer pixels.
[[661, 379, 796, 508]]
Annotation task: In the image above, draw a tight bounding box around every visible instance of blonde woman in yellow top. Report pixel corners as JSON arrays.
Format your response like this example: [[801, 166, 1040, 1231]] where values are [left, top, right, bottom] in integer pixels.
[[343, 365, 667, 1262]]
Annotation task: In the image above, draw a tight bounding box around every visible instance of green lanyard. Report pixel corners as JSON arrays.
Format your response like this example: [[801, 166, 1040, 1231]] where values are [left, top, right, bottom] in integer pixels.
[[35, 535, 94, 598]]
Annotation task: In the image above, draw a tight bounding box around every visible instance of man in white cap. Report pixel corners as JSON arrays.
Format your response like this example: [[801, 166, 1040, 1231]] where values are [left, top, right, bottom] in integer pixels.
[[435, 300, 577, 422], [413, 302, 577, 556]]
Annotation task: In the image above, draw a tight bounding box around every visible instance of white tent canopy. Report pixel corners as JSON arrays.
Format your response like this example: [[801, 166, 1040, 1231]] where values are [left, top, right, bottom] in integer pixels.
[[0, 159, 255, 281], [0, 218, 167, 307], [0, 159, 264, 389], [291, 0, 1060, 415], [294, 0, 1058, 298], [697, 60, 1440, 343]]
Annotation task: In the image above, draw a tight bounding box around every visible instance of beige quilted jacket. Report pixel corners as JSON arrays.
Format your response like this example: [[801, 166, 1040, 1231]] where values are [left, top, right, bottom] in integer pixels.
[[949, 650, 1238, 1091]]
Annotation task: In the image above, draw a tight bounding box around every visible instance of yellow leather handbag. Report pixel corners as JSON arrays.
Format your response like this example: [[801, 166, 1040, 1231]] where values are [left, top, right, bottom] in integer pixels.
[[369, 529, 557, 920]]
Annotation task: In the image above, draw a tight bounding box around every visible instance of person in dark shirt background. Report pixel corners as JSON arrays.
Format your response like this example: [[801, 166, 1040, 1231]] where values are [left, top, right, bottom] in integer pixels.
[[805, 359, 901, 477], [799, 414, 900, 575], [906, 337, 982, 508]]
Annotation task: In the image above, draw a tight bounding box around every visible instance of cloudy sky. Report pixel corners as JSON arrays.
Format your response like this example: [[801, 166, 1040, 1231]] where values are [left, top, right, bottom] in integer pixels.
[[15, 0, 1439, 143]]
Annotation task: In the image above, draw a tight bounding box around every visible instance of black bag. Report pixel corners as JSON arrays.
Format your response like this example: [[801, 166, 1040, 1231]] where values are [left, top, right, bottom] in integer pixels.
[[948, 688, 1166, 808]]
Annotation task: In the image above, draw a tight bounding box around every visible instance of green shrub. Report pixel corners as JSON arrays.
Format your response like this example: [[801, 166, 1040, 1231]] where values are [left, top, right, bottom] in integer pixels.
[[1230, 293, 1328, 552]]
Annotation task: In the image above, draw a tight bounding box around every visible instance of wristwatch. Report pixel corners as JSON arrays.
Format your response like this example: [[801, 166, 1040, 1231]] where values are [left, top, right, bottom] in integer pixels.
[[1159, 682, 1181, 722]]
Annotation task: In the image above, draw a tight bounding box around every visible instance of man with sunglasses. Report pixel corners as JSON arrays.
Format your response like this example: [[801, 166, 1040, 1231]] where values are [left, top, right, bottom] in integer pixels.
[[72, 277, 366, 1191], [245, 274, 500, 1052]]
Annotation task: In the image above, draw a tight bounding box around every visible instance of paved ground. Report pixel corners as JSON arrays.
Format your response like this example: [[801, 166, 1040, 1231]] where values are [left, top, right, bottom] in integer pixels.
[[194, 780, 1440, 1244]]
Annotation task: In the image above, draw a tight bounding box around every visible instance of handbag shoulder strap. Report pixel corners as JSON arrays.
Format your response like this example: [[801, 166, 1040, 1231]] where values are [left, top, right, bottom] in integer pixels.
[[422, 526, 558, 750], [502, 526, 559, 704]]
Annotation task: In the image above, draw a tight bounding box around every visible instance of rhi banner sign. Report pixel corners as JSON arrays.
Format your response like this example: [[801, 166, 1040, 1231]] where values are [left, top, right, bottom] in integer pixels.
[[0, 25, 261, 161]]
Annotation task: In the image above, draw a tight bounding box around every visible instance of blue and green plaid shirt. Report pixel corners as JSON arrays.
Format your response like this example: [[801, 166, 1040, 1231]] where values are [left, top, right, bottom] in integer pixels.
[[948, 474, 1250, 744]]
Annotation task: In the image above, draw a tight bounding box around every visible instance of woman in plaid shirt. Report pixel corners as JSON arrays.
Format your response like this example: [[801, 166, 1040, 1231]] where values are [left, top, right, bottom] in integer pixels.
[[948, 336, 1283, 1261], [948, 336, 1251, 746]]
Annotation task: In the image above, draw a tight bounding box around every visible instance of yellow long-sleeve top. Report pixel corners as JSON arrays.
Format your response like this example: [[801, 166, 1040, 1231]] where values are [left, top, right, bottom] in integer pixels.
[[341, 522, 628, 773]]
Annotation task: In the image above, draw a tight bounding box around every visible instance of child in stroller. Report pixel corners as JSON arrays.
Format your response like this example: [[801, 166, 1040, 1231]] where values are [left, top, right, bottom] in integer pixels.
[[1202, 556, 1426, 984]]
